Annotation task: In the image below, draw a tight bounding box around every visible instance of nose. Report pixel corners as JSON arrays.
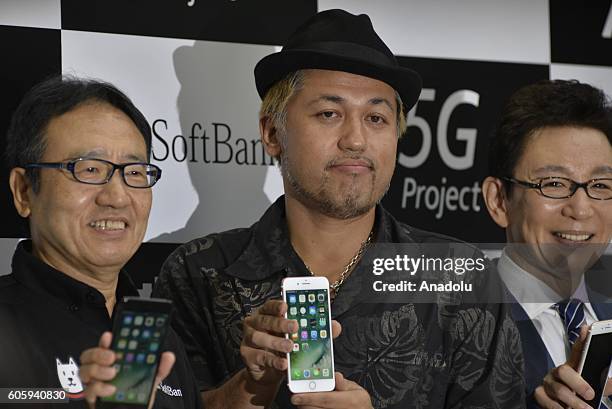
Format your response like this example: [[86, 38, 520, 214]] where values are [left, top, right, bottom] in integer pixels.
[[337, 113, 366, 152], [95, 169, 130, 208], [561, 187, 594, 220]]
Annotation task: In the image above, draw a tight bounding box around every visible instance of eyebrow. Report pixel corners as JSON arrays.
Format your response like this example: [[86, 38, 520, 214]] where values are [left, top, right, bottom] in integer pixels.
[[531, 165, 612, 177], [69, 149, 146, 162], [308, 95, 394, 111]]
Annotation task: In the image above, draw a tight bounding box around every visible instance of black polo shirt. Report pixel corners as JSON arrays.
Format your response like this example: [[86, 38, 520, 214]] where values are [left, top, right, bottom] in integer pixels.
[[0, 241, 202, 409]]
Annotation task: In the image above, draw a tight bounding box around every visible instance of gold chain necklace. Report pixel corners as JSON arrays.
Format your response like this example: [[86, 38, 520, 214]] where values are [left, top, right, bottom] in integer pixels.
[[304, 230, 373, 298]]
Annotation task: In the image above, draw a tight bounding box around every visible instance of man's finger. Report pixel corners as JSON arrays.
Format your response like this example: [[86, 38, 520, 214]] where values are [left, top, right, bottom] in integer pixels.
[[245, 313, 297, 335], [79, 363, 117, 384], [533, 385, 565, 409], [256, 299, 287, 316], [553, 364, 594, 401], [331, 321, 342, 339], [543, 374, 593, 408], [333, 372, 360, 391], [568, 326, 589, 369], [84, 381, 116, 408], [242, 346, 288, 371], [99, 331, 112, 348], [155, 351, 176, 383]]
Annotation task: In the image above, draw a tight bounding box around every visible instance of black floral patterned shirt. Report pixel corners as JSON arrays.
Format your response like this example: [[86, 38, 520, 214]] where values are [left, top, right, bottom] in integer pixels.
[[152, 197, 525, 409]]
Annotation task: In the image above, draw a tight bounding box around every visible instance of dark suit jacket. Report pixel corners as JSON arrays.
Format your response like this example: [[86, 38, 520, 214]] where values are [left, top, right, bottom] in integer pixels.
[[498, 256, 612, 408]]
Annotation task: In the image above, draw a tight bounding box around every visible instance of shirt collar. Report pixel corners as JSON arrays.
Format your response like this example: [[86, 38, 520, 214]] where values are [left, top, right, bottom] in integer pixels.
[[498, 249, 593, 319], [11, 240, 139, 309], [224, 195, 415, 281]]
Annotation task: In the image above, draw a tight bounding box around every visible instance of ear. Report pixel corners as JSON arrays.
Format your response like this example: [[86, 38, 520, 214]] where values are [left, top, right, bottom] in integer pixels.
[[56, 358, 62, 366], [68, 357, 76, 366], [482, 176, 510, 228], [9, 167, 33, 218], [259, 116, 282, 159]]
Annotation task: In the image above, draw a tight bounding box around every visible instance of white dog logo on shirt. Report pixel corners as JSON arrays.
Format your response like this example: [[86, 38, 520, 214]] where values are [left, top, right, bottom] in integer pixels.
[[55, 357, 84, 398]]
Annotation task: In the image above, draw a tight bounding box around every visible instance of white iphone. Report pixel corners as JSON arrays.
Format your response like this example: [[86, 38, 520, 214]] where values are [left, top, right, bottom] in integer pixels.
[[282, 276, 335, 393], [577, 319, 612, 406]]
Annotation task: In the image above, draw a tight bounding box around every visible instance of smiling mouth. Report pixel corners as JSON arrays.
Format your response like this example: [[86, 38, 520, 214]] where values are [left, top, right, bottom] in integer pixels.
[[553, 232, 594, 242], [89, 220, 126, 231]]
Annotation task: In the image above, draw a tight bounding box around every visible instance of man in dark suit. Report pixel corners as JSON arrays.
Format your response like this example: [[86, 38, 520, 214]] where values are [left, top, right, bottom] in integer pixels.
[[482, 79, 612, 408]]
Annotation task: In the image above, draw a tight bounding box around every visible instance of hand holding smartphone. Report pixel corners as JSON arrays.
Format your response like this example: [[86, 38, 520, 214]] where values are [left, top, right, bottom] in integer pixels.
[[282, 276, 335, 393], [578, 319, 612, 407], [98, 297, 173, 408]]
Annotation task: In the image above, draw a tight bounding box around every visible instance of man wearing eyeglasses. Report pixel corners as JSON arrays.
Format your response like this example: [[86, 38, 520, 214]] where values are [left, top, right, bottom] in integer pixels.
[[482, 79, 612, 408], [0, 76, 202, 408]]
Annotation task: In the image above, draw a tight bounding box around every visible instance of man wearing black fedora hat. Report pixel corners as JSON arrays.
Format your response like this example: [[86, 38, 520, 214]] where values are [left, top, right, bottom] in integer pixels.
[[153, 9, 525, 409]]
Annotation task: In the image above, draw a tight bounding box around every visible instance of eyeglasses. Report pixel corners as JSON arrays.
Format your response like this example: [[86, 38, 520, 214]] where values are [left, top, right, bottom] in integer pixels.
[[502, 176, 612, 200], [25, 158, 162, 188]]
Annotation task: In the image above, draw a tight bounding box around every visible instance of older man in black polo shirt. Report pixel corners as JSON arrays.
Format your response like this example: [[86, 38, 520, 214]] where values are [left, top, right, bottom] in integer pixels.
[[0, 76, 202, 409]]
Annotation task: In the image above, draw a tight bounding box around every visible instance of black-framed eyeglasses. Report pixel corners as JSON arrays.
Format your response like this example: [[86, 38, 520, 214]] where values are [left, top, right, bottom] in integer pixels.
[[502, 176, 612, 200], [24, 158, 162, 188]]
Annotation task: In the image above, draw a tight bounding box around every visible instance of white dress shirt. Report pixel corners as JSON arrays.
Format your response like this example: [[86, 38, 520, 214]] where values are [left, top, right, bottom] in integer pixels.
[[498, 250, 599, 367]]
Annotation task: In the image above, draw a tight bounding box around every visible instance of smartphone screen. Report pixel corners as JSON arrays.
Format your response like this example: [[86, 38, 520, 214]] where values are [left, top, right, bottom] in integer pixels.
[[581, 332, 612, 407], [100, 299, 172, 406], [286, 288, 333, 382]]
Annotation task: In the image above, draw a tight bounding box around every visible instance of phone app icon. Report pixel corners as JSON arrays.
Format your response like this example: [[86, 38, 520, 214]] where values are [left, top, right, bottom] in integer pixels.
[[155, 317, 166, 327], [310, 319, 317, 327], [142, 330, 151, 339], [134, 316, 144, 326], [309, 306, 316, 315], [153, 331, 161, 338], [300, 331, 308, 340], [299, 307, 306, 315], [127, 391, 136, 401], [298, 294, 306, 303], [310, 330, 318, 340], [150, 342, 159, 352], [115, 352, 124, 361], [308, 294, 315, 303], [291, 332, 298, 341], [319, 317, 326, 326], [146, 354, 156, 364], [320, 329, 327, 338], [136, 353, 145, 363], [289, 294, 297, 304], [123, 315, 133, 325], [322, 368, 329, 377], [317, 293, 325, 302], [293, 369, 301, 379], [289, 307, 297, 316], [137, 393, 146, 402], [120, 327, 130, 337], [125, 353, 134, 363], [303, 370, 311, 378], [116, 392, 125, 401], [313, 368, 320, 376], [300, 318, 307, 328], [128, 340, 138, 350], [292, 343, 299, 352], [144, 316, 155, 327], [302, 342, 310, 351], [319, 307, 325, 313], [117, 339, 127, 349], [131, 328, 140, 337]]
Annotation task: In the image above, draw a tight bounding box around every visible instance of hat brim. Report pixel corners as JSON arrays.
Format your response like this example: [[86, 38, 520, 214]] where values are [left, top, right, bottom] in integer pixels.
[[255, 49, 422, 112]]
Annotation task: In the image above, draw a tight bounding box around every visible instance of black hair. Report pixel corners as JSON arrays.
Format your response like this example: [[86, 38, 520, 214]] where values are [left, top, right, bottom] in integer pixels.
[[5, 75, 152, 191], [488, 79, 612, 193]]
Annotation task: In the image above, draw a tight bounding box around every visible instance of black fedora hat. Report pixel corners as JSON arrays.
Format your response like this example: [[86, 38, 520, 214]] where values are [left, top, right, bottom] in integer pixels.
[[254, 9, 422, 111]]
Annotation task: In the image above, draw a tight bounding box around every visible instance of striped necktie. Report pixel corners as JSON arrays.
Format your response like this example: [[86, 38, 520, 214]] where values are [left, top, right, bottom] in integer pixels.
[[555, 299, 586, 346]]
